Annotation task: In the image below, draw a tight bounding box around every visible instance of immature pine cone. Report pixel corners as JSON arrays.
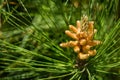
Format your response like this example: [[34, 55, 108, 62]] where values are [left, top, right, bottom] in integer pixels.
[[60, 15, 101, 60]]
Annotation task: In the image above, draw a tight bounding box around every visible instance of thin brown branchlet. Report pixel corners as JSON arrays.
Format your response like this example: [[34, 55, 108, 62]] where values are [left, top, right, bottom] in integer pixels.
[[60, 15, 101, 60]]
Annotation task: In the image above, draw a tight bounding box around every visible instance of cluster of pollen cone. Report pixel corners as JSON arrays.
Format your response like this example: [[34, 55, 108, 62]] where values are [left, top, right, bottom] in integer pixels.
[[60, 15, 101, 60]]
